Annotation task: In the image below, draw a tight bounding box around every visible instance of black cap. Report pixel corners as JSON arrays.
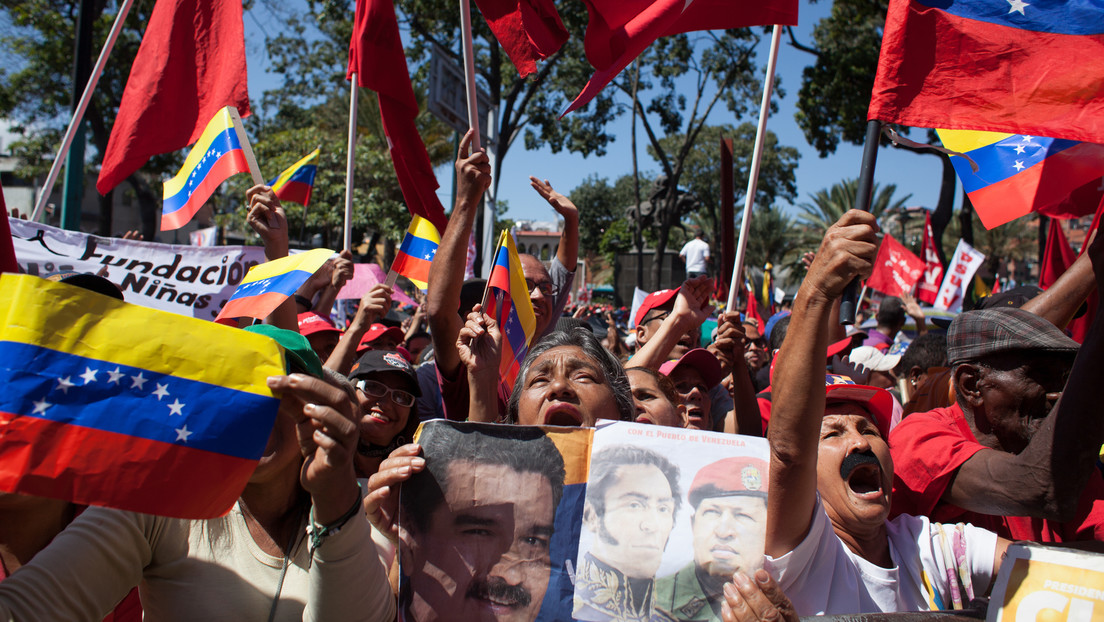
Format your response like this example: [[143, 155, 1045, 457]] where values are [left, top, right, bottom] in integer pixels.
[[45, 272, 124, 301], [349, 350, 420, 396]]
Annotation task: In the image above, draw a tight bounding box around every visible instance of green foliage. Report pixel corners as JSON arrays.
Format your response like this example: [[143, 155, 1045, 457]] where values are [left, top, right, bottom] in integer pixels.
[[792, 0, 890, 156], [796, 177, 910, 238], [743, 206, 808, 272]]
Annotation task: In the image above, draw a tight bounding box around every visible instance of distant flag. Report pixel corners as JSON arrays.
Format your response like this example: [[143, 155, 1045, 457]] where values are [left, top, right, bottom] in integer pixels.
[[464, 231, 477, 281], [347, 0, 448, 233], [1039, 218, 1077, 290], [97, 0, 249, 194], [486, 231, 536, 391], [973, 274, 991, 300], [744, 279, 763, 334], [869, 0, 1104, 145], [0, 273, 284, 519], [268, 148, 320, 207], [564, 0, 798, 114], [161, 107, 253, 231], [934, 239, 985, 312], [190, 226, 218, 247], [916, 211, 943, 305], [867, 233, 925, 298], [937, 129, 1104, 230], [761, 264, 775, 316], [0, 179, 17, 274], [390, 214, 441, 291], [473, 0, 568, 77], [216, 248, 334, 321]]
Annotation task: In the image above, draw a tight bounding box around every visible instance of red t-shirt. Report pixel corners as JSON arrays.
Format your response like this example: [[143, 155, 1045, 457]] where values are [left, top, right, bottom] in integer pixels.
[[890, 403, 1104, 542]]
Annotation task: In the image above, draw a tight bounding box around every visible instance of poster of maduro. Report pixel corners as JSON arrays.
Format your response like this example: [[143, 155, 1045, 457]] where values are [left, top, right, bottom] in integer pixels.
[[397, 420, 770, 622]]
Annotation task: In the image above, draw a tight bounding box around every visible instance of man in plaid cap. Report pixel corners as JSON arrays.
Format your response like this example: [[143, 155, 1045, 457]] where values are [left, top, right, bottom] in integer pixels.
[[889, 301, 1104, 542], [654, 457, 768, 621], [765, 211, 1006, 615]]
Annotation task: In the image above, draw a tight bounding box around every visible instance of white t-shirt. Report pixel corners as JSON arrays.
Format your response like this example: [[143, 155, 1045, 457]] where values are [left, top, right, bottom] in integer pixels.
[[764, 496, 998, 616], [679, 238, 710, 272]]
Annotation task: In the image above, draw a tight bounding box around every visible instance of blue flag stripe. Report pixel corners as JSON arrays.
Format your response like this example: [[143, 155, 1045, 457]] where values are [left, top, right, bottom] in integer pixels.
[[953, 136, 1078, 193], [226, 269, 316, 303], [916, 0, 1104, 36], [398, 233, 439, 260], [163, 129, 244, 214], [0, 341, 279, 460]]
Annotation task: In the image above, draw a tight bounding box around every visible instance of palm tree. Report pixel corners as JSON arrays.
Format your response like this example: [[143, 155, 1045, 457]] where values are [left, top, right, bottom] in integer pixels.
[[796, 178, 912, 237]]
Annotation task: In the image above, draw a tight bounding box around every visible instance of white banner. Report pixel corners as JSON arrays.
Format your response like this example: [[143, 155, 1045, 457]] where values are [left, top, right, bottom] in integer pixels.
[[934, 239, 986, 312], [11, 220, 266, 320]]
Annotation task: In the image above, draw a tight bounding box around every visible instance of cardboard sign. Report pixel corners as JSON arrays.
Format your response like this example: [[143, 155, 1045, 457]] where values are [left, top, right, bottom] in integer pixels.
[[988, 544, 1104, 621]]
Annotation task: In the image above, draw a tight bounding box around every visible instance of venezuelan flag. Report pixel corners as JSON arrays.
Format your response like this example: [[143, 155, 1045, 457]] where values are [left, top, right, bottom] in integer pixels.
[[487, 231, 536, 391], [390, 214, 440, 291], [871, 0, 1104, 145], [268, 148, 319, 207], [938, 129, 1104, 229], [161, 107, 251, 231], [216, 248, 334, 321], [0, 274, 284, 519]]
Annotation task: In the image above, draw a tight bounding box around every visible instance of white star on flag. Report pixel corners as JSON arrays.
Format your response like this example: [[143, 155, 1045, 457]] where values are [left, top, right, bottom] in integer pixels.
[[80, 367, 98, 384], [1007, 0, 1028, 14], [32, 398, 52, 415], [1013, 160, 1026, 171], [56, 376, 75, 394], [152, 383, 170, 401], [131, 372, 148, 390], [424, 253, 433, 260], [1014, 144, 1026, 154], [106, 367, 124, 384], [175, 425, 193, 442], [1020, 135, 1033, 143], [168, 399, 186, 416]]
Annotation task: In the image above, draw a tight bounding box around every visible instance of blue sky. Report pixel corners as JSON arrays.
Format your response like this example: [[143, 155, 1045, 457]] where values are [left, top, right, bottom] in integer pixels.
[[241, 0, 955, 223]]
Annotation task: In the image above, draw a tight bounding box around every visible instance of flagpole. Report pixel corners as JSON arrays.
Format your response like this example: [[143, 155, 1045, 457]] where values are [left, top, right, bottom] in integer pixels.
[[31, 0, 135, 223], [344, 77, 358, 252], [459, 0, 481, 151], [839, 120, 884, 324], [727, 24, 782, 312], [228, 107, 264, 185]]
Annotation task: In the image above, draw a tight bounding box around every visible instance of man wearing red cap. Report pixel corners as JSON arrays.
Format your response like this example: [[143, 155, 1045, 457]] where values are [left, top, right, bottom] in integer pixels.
[[765, 211, 1006, 616], [654, 457, 768, 621], [297, 311, 343, 363]]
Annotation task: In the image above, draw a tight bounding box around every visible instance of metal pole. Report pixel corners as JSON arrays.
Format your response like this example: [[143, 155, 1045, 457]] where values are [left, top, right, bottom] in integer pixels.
[[60, 0, 96, 231], [727, 24, 782, 311], [344, 77, 358, 252], [838, 119, 884, 324], [31, 0, 136, 223], [459, 0, 481, 151]]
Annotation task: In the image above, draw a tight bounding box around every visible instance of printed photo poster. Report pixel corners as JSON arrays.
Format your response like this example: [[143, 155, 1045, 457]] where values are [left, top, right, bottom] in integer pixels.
[[573, 421, 769, 622], [398, 420, 593, 622], [987, 544, 1104, 622]]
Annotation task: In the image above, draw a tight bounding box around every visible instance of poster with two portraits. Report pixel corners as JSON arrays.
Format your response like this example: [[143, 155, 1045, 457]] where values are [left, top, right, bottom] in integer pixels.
[[398, 420, 770, 622]]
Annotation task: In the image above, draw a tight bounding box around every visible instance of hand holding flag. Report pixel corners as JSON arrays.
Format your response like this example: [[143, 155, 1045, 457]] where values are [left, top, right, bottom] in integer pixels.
[[485, 231, 536, 391], [268, 148, 320, 207], [216, 248, 335, 322]]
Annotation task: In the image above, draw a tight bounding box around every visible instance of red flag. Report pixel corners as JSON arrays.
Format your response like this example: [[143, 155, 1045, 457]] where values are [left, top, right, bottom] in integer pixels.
[[1068, 197, 1104, 343], [0, 180, 17, 274], [348, 0, 448, 234], [474, 0, 569, 77], [867, 233, 926, 298], [869, 0, 1104, 145], [916, 211, 944, 305], [97, 0, 249, 194], [564, 0, 798, 114], [744, 280, 763, 334], [1039, 218, 1076, 289]]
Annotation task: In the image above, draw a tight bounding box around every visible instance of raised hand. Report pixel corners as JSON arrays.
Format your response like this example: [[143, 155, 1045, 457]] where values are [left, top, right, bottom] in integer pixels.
[[246, 185, 289, 260], [530, 177, 579, 222], [364, 444, 425, 545]]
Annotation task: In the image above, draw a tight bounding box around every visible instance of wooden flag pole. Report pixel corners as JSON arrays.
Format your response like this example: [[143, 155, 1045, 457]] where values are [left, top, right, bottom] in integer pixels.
[[839, 120, 884, 324], [31, 0, 136, 223], [228, 107, 264, 185], [459, 0, 481, 151], [343, 77, 359, 252], [727, 24, 783, 312]]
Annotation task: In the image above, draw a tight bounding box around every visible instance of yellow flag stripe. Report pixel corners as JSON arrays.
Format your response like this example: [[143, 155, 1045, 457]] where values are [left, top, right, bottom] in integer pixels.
[[240, 248, 335, 285], [271, 148, 320, 190], [936, 128, 1017, 154], [503, 231, 537, 342], [0, 274, 285, 396]]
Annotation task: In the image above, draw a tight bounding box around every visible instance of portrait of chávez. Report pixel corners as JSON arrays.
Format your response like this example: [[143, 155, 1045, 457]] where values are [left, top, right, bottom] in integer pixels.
[[574, 444, 682, 622], [399, 421, 566, 622], [654, 457, 769, 621]]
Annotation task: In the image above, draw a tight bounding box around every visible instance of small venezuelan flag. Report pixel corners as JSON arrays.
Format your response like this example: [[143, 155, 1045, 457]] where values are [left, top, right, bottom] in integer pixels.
[[162, 107, 252, 231], [390, 214, 440, 291], [0, 274, 285, 519], [216, 248, 334, 321], [486, 231, 536, 391], [268, 148, 320, 207], [938, 129, 1104, 230]]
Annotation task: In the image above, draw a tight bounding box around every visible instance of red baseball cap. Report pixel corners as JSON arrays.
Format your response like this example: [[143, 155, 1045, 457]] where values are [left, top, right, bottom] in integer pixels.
[[634, 287, 680, 327], [357, 323, 404, 352], [658, 348, 725, 389], [823, 374, 894, 438], [688, 456, 769, 507], [297, 312, 341, 337]]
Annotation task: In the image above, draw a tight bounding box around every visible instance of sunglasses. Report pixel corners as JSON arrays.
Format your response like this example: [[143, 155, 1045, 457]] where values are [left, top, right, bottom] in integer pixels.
[[525, 278, 555, 298], [355, 379, 415, 408]]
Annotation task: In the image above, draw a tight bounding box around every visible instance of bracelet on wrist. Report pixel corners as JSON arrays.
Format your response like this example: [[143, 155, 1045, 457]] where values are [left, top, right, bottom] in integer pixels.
[[307, 482, 363, 554]]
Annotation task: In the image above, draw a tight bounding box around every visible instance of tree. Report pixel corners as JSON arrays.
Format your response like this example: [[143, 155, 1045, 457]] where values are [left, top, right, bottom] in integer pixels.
[[789, 0, 958, 254], [613, 30, 776, 289], [656, 122, 800, 264], [796, 177, 910, 237], [568, 173, 637, 265]]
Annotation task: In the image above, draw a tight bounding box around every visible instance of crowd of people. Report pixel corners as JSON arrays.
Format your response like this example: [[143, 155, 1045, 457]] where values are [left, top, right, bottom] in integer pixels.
[[1, 129, 1102, 621]]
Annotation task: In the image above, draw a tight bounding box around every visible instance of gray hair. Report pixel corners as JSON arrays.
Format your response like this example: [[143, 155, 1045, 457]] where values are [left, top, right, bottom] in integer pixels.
[[507, 327, 634, 423]]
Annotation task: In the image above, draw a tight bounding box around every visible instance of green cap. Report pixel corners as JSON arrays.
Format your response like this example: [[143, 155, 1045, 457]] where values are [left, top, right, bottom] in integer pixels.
[[244, 324, 324, 379]]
